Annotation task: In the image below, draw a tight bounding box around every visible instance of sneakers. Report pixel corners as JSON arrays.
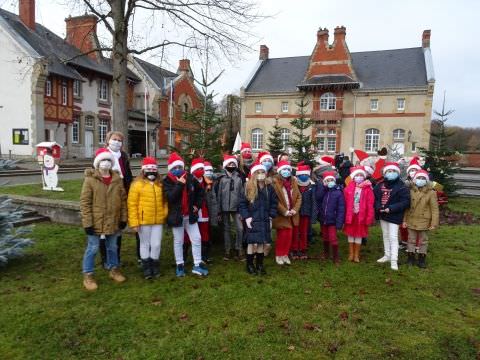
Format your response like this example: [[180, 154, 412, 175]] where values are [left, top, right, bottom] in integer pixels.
[[223, 252, 231, 261], [391, 260, 398, 271], [299, 251, 308, 260], [83, 273, 98, 291], [377, 256, 390, 263], [283, 256, 291, 265], [275, 256, 284, 265], [192, 265, 209, 276], [291, 251, 299, 260], [176, 264, 186, 277], [109, 268, 126, 283]]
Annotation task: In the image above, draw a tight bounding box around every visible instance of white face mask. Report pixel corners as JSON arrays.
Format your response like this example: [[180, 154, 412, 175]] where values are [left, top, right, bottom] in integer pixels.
[[99, 160, 112, 170], [147, 174, 156, 181], [408, 170, 417, 178], [257, 173, 266, 181], [108, 139, 122, 152]]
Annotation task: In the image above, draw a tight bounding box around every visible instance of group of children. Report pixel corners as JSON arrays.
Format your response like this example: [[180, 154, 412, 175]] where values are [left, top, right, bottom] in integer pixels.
[[79, 134, 440, 291]]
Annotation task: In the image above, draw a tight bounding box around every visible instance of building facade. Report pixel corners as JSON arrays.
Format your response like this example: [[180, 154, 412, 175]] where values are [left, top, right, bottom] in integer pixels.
[[240, 27, 435, 160]]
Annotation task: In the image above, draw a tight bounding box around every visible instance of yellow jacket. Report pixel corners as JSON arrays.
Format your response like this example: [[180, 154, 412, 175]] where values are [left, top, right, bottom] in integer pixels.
[[128, 178, 168, 227]]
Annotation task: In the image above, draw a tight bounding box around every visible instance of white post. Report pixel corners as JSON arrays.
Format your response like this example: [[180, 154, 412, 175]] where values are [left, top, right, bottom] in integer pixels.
[[169, 79, 173, 147], [144, 85, 148, 157]]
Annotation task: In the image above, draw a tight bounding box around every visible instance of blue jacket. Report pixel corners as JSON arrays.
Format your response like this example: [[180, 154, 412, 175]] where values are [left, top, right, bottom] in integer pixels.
[[373, 178, 411, 225], [238, 185, 278, 244], [315, 184, 345, 229], [298, 183, 317, 222]]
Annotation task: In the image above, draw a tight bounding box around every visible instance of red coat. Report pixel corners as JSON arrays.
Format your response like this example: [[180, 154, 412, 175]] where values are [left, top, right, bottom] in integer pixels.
[[343, 181, 375, 226]]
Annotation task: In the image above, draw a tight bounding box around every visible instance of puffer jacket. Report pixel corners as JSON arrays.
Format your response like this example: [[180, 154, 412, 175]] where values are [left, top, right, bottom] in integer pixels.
[[80, 169, 127, 235], [127, 178, 168, 227], [215, 169, 245, 212], [271, 175, 302, 229], [343, 180, 375, 226], [298, 182, 317, 222], [374, 178, 411, 225], [403, 185, 439, 230], [315, 184, 345, 229]]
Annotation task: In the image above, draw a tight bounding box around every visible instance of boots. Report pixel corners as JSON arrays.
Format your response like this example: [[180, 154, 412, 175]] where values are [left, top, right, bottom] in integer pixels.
[[246, 254, 257, 275], [141, 259, 152, 279], [151, 259, 160, 278], [237, 248, 246, 261], [354, 243, 361, 263], [332, 244, 340, 265], [407, 252, 416, 266], [109, 268, 126, 283], [348, 243, 355, 262], [417, 254, 427, 268], [202, 242, 212, 264], [321, 241, 330, 260], [256, 252, 266, 275], [83, 273, 98, 291]]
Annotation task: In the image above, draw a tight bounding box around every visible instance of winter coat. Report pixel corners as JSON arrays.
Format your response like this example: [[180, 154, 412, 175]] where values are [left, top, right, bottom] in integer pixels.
[[298, 182, 317, 222], [163, 173, 204, 227], [203, 177, 219, 226], [127, 178, 168, 227], [238, 185, 278, 244], [80, 169, 127, 235], [271, 175, 302, 229], [403, 185, 439, 230], [343, 181, 375, 226], [315, 184, 345, 229], [374, 178, 411, 225], [119, 151, 133, 192], [215, 169, 245, 213]]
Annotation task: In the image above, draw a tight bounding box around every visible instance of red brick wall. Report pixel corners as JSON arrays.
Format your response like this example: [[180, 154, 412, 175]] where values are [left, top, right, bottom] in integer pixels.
[[460, 152, 480, 167], [65, 15, 99, 61]]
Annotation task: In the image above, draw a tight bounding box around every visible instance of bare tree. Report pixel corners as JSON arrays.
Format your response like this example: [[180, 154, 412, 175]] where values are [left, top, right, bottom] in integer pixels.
[[68, 0, 264, 148]]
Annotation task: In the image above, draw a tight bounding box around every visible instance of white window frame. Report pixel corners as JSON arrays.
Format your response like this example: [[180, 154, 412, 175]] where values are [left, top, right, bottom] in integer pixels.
[[327, 137, 336, 153], [317, 136, 325, 152], [397, 98, 405, 111], [254, 102, 262, 113], [281, 101, 289, 113], [365, 128, 380, 153], [251, 128, 263, 150], [85, 116, 94, 128], [320, 92, 336, 111], [45, 78, 52, 97], [393, 128, 405, 141], [98, 119, 108, 144], [73, 80, 81, 97], [280, 128, 290, 150], [71, 118, 79, 144], [61, 81, 67, 106], [99, 79, 109, 101], [370, 98, 378, 111]]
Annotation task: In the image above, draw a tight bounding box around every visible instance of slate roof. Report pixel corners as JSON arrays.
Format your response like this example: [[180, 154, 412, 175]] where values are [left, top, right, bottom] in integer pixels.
[[245, 47, 428, 93], [297, 74, 359, 90], [134, 57, 177, 89]]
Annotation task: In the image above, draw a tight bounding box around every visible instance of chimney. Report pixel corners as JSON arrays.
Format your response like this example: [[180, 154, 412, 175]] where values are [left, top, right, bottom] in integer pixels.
[[19, 0, 35, 31], [259, 45, 269, 60], [334, 26, 346, 43], [317, 27, 329, 44], [177, 59, 193, 77], [422, 29, 431, 48], [65, 14, 99, 61]]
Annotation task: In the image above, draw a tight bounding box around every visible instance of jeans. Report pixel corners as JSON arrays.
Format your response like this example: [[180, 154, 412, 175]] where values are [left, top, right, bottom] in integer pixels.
[[83, 233, 119, 274], [172, 217, 202, 266], [380, 220, 399, 261]]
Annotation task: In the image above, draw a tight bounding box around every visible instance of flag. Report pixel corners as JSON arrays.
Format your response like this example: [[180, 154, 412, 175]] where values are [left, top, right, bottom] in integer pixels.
[[232, 132, 242, 153]]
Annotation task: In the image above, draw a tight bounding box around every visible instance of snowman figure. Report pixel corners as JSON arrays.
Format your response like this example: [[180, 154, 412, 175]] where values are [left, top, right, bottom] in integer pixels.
[[42, 152, 63, 191]]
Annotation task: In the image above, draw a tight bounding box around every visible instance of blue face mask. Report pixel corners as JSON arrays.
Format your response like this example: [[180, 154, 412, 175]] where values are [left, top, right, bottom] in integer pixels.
[[280, 169, 291, 178], [297, 174, 310, 183], [385, 172, 399, 181], [327, 181, 336, 189], [262, 161, 273, 171], [415, 179, 427, 187], [170, 169, 185, 177]]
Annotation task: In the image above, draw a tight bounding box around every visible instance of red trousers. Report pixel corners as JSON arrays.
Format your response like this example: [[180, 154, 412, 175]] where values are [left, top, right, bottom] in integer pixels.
[[321, 225, 338, 246], [276, 228, 293, 256], [291, 216, 310, 252]]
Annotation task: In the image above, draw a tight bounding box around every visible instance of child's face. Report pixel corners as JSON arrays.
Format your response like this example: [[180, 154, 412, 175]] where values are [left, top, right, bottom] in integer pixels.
[[324, 179, 335, 187]]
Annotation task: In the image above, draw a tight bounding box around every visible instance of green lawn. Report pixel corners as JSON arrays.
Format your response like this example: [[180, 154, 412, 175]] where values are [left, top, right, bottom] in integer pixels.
[[447, 197, 480, 217], [0, 179, 83, 202], [1, 222, 479, 359]]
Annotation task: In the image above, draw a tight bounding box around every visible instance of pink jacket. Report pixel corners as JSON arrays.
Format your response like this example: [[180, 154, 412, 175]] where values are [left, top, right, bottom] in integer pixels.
[[343, 181, 375, 226]]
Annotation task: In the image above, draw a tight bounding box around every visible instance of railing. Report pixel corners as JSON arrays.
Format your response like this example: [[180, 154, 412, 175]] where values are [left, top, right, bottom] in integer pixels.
[[311, 110, 343, 122]]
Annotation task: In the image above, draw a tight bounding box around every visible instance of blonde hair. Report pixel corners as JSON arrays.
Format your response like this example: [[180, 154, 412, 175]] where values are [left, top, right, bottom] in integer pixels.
[[106, 131, 125, 143]]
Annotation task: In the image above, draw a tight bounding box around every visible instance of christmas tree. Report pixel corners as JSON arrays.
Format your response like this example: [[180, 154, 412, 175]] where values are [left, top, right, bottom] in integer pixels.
[[267, 117, 285, 160], [288, 97, 316, 166]]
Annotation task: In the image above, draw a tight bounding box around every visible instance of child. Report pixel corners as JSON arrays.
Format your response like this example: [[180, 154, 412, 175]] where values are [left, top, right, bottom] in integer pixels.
[[80, 148, 127, 291], [127, 157, 167, 279], [272, 160, 302, 265], [239, 142, 255, 180], [292, 162, 316, 260], [403, 170, 439, 268], [257, 151, 275, 255], [163, 153, 208, 277], [239, 160, 278, 275], [400, 156, 423, 247], [343, 166, 374, 263], [315, 171, 345, 264], [374, 162, 411, 270]]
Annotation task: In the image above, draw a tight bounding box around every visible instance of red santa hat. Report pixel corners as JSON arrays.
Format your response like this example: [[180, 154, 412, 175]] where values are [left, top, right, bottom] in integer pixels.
[[167, 152, 185, 171], [240, 143, 252, 153], [350, 166, 367, 178], [93, 148, 114, 169], [413, 169, 429, 180], [257, 151, 273, 163], [352, 149, 370, 163], [250, 159, 266, 175], [296, 161, 311, 176], [204, 161, 213, 171], [190, 158, 205, 173], [322, 171, 336, 182], [277, 160, 291, 173], [407, 156, 422, 173], [141, 156, 158, 171], [223, 154, 238, 169], [319, 156, 335, 167], [382, 161, 400, 174], [371, 158, 386, 180]]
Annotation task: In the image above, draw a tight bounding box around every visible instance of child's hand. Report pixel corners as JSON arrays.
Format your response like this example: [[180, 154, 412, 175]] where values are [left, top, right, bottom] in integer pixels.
[[132, 226, 139, 232], [429, 225, 436, 230], [402, 222, 407, 228], [383, 208, 390, 213], [245, 217, 253, 229], [177, 174, 186, 184], [290, 209, 297, 216]]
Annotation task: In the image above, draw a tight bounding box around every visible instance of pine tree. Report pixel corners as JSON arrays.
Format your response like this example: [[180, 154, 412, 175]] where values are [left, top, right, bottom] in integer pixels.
[[0, 197, 34, 267], [267, 117, 285, 160], [288, 97, 316, 166]]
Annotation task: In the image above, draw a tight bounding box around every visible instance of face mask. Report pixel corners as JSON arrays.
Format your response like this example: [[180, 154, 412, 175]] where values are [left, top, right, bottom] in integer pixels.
[[327, 181, 336, 189], [226, 166, 236, 173], [280, 169, 291, 178], [408, 170, 417, 179], [146, 172, 157, 181], [354, 175, 365, 184], [242, 152, 252, 160], [205, 170, 214, 179], [193, 169, 205, 178], [108, 139, 122, 152], [256, 173, 266, 181], [99, 160, 111, 170], [297, 174, 310, 183], [415, 178, 427, 187], [171, 169, 184, 177], [262, 161, 273, 171], [385, 172, 399, 181]]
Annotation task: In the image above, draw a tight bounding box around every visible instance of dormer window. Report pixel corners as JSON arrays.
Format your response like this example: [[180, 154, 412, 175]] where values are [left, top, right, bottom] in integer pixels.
[[99, 79, 109, 101], [320, 92, 336, 110]]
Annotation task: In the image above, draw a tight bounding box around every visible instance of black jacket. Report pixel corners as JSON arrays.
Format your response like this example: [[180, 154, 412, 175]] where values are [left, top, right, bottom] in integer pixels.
[[120, 151, 133, 192], [163, 173, 204, 227], [373, 178, 410, 225]]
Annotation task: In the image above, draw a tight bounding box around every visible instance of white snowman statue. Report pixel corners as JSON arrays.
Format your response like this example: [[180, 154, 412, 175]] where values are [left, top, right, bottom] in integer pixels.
[[42, 152, 63, 192]]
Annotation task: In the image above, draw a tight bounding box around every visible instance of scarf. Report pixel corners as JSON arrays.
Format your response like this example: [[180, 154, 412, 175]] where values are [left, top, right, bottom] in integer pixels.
[[167, 173, 189, 216], [282, 177, 293, 210], [109, 148, 124, 178]]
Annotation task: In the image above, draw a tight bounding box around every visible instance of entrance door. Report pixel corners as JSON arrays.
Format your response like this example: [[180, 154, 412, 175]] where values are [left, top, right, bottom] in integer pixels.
[[85, 131, 94, 158], [393, 142, 405, 155]]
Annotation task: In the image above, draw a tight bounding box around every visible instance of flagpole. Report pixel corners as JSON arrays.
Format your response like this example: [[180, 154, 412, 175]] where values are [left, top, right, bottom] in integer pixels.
[[144, 85, 148, 157], [169, 79, 173, 148]]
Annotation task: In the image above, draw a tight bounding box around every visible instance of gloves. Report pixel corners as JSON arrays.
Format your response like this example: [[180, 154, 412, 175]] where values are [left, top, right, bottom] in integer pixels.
[[84, 227, 95, 236], [245, 217, 253, 229], [119, 221, 127, 230]]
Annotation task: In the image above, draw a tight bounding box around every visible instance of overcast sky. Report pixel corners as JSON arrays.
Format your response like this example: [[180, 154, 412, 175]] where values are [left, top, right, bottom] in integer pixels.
[[1, 0, 478, 127]]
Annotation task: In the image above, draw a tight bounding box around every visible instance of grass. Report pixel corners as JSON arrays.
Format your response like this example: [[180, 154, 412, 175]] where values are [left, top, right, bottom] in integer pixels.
[[447, 197, 480, 217], [1, 221, 479, 359], [0, 179, 83, 202]]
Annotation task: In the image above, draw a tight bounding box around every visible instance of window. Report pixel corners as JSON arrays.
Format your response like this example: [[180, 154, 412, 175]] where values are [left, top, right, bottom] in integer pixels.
[[45, 78, 52, 96], [183, 103, 189, 113], [317, 129, 325, 136], [327, 137, 336, 153], [397, 98, 405, 111], [317, 136, 325, 152], [251, 128, 263, 150], [281, 101, 289, 113], [98, 119, 108, 143], [61, 81, 67, 105], [45, 129, 51, 142], [320, 92, 336, 110], [393, 129, 405, 141], [12, 129, 29, 145], [370, 99, 378, 111], [85, 116, 94, 128], [99, 79, 109, 101], [73, 80, 81, 97], [71, 118, 80, 144], [365, 128, 380, 152], [280, 128, 290, 150], [255, 102, 262, 113], [328, 129, 336, 136], [411, 142, 417, 152]]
